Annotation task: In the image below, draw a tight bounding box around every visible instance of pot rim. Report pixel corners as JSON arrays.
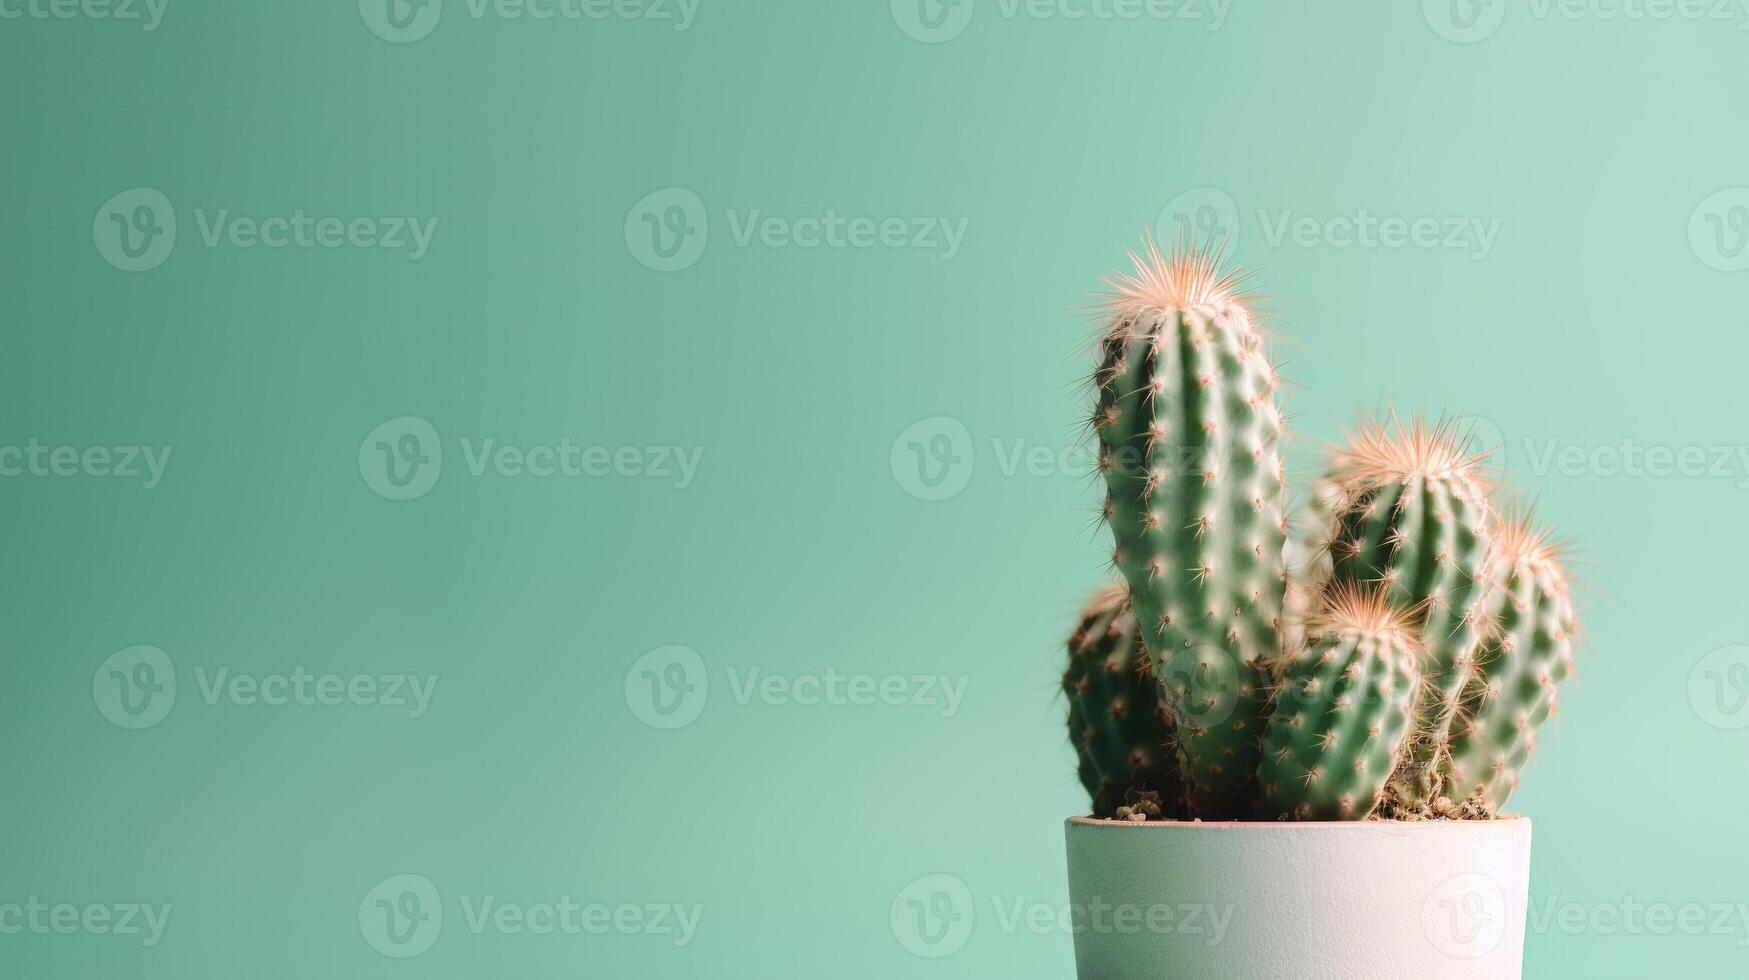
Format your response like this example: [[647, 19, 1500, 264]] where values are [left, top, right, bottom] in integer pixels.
[[1067, 813, 1528, 830]]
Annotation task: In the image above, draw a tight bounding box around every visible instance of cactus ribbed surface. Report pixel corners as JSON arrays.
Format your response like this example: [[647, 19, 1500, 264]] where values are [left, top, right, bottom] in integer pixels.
[[1063, 237, 1585, 823], [1257, 585, 1423, 820], [1063, 584, 1187, 819], [1319, 419, 1494, 806], [1442, 515, 1578, 811], [1092, 241, 1288, 818]]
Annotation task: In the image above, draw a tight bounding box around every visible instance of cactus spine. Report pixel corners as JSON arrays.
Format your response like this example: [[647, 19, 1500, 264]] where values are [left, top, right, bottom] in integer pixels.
[[1257, 585, 1423, 820], [1092, 241, 1287, 818], [1064, 584, 1187, 819], [1318, 418, 1495, 807], [1442, 515, 1577, 809]]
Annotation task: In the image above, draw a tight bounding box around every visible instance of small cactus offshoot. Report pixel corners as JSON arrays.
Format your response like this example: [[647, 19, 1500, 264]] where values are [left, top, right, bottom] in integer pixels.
[[1257, 583, 1424, 821], [1063, 585, 1188, 820], [1441, 511, 1578, 810], [1064, 239, 1582, 822]]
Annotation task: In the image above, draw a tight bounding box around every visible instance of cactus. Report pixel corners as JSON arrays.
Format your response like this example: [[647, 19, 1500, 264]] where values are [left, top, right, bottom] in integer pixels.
[[1063, 584, 1188, 820], [1257, 584, 1423, 820], [1064, 238, 1584, 823], [1315, 417, 1496, 808], [1441, 513, 1578, 810], [1091, 240, 1288, 818]]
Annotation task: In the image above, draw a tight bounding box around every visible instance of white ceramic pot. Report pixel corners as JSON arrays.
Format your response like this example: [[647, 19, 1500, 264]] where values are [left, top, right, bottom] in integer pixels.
[[1063, 816, 1532, 979]]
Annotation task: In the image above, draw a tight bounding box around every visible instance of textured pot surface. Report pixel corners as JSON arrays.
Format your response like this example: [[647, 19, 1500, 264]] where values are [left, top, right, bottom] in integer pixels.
[[1063, 816, 1532, 980]]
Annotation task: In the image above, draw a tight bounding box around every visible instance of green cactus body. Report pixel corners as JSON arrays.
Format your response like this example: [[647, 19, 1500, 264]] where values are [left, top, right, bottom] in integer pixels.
[[1093, 242, 1287, 818], [1256, 585, 1423, 820], [1442, 519, 1577, 811], [1064, 584, 1187, 819], [1319, 420, 1494, 805]]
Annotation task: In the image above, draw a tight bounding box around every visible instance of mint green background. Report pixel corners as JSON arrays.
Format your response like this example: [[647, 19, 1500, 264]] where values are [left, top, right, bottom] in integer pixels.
[[5, 3, 1748, 977]]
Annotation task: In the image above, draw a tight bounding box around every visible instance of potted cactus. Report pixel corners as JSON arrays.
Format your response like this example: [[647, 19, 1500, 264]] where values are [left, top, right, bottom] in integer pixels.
[[1061, 241, 1578, 978]]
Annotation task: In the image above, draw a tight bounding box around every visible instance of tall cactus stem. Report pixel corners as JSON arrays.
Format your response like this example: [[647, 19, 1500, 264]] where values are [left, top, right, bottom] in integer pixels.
[[1093, 238, 1289, 818]]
